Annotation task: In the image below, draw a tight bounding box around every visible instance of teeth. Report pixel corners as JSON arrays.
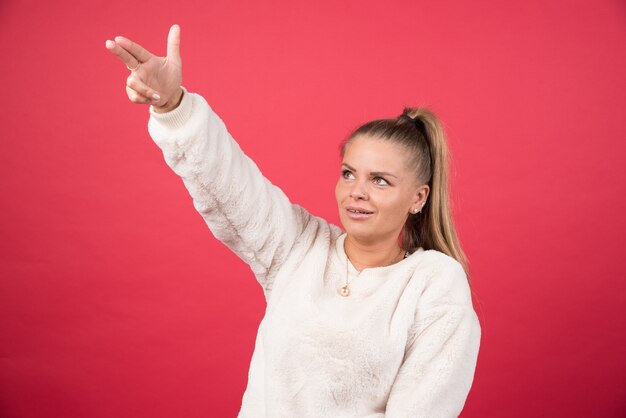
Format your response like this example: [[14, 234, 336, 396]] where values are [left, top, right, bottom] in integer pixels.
[[349, 209, 370, 214]]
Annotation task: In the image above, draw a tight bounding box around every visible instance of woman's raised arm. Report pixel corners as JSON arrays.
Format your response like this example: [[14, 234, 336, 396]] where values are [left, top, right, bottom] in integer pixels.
[[105, 26, 317, 297]]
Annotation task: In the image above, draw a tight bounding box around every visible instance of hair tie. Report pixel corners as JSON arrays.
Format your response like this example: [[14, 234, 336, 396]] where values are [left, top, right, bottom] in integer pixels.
[[400, 114, 427, 137]]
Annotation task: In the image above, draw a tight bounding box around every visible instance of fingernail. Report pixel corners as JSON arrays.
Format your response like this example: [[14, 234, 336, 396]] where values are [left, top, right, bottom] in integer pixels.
[[152, 93, 160, 102]]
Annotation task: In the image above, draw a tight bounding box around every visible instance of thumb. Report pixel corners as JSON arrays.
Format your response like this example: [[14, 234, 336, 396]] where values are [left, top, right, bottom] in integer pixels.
[[166, 24, 181, 65]]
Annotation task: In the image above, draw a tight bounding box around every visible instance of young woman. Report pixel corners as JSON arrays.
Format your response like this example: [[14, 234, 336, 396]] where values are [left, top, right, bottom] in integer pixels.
[[105, 24, 481, 418]]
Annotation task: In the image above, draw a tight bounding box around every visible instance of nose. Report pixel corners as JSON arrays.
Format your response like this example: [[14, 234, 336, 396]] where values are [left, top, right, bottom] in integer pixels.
[[349, 182, 369, 200]]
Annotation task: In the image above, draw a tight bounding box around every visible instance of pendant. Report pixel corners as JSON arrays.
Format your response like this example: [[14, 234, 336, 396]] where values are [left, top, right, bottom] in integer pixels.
[[338, 284, 350, 297]]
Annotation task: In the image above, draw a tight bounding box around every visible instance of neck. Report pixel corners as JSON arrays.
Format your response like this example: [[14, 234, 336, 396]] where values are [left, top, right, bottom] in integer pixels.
[[344, 234, 404, 272]]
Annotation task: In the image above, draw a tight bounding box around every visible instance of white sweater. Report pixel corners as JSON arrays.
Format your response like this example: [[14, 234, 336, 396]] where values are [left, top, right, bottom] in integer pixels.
[[147, 88, 481, 418]]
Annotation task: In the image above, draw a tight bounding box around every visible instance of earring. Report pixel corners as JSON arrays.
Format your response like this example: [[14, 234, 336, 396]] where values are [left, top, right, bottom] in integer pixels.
[[412, 202, 425, 214]]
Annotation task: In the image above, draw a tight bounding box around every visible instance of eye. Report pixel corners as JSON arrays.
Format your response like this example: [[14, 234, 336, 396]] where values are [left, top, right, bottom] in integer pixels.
[[341, 169, 355, 180], [373, 177, 390, 186]]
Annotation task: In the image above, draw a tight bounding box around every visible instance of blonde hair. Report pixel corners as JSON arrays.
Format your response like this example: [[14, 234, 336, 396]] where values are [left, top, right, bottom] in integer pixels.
[[340, 107, 471, 284]]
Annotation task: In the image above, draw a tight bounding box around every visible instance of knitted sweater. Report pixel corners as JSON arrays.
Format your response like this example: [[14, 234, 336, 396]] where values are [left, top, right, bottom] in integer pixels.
[[147, 88, 481, 418]]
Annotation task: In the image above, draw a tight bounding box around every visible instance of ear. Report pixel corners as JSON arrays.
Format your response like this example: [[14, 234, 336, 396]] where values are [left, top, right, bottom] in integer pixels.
[[409, 184, 430, 213]]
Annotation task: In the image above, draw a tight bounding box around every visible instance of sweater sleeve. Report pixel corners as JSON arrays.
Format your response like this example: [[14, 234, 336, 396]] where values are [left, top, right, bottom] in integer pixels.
[[385, 262, 481, 418], [146, 88, 312, 293]]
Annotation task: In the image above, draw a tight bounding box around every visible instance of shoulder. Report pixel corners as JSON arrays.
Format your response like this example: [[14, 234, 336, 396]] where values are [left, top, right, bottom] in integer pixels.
[[282, 209, 343, 255], [415, 249, 472, 307]]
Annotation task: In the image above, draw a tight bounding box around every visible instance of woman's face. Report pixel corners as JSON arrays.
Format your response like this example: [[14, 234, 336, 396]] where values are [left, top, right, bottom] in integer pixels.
[[335, 135, 429, 245]]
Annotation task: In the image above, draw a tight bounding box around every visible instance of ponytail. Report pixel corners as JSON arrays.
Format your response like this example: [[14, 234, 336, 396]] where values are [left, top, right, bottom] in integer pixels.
[[402, 108, 470, 282]]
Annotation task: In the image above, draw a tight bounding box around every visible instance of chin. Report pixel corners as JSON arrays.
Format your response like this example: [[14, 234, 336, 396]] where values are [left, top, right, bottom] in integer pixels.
[[342, 221, 377, 241]]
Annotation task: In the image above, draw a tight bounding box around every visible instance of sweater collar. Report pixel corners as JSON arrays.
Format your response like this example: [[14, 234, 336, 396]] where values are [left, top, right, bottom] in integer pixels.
[[335, 233, 424, 276]]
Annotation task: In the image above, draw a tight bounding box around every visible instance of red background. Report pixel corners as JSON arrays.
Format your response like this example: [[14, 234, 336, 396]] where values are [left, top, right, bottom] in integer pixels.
[[1, 0, 625, 417]]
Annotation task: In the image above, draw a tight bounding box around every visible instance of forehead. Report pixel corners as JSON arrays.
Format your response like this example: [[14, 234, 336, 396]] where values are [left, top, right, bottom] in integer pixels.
[[342, 135, 411, 172]]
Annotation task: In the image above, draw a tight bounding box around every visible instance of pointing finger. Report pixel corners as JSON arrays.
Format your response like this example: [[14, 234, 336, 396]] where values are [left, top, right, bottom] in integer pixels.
[[113, 36, 153, 63], [166, 24, 181, 66], [105, 40, 139, 70]]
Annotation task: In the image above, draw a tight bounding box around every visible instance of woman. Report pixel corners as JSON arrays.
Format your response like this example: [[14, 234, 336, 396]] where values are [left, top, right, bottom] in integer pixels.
[[105, 24, 481, 418]]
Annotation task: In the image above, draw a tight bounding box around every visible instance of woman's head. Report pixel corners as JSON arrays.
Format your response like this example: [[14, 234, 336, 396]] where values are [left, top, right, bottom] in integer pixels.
[[335, 133, 429, 251], [335, 107, 470, 278]]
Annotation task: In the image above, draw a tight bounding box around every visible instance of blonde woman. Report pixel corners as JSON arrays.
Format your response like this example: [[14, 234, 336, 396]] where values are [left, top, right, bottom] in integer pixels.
[[106, 24, 481, 418]]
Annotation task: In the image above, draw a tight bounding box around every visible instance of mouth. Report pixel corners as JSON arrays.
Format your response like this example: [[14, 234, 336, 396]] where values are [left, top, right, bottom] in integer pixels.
[[347, 208, 373, 214], [345, 206, 374, 220]]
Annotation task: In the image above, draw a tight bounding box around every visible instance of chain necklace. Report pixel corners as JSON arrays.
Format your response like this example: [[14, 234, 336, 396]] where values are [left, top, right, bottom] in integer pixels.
[[338, 247, 408, 297]]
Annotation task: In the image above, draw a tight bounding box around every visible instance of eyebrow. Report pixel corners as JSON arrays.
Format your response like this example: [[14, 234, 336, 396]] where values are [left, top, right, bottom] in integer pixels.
[[341, 163, 398, 179]]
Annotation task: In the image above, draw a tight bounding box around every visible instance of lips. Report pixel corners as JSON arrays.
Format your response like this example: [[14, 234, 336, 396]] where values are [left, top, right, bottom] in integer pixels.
[[346, 206, 374, 220], [347, 207, 373, 214]]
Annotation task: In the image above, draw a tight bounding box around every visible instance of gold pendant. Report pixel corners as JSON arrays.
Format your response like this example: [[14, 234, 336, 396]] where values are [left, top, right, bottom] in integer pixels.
[[339, 284, 350, 297]]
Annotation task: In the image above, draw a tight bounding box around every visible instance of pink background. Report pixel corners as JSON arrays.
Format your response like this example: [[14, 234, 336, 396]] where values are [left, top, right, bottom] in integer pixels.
[[1, 0, 625, 416]]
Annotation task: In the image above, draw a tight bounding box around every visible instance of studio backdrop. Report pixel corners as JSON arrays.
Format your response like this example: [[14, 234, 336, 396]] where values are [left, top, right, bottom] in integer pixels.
[[1, 0, 625, 417]]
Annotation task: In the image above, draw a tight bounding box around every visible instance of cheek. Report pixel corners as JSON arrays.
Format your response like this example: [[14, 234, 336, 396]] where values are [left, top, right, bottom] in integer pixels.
[[335, 180, 343, 204], [381, 192, 411, 219]]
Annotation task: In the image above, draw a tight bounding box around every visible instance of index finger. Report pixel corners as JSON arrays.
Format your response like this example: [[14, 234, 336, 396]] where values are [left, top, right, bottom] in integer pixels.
[[105, 40, 139, 69], [113, 36, 153, 63]]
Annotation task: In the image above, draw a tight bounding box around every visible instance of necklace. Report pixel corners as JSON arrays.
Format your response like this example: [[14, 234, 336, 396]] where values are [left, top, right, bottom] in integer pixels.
[[338, 247, 408, 297]]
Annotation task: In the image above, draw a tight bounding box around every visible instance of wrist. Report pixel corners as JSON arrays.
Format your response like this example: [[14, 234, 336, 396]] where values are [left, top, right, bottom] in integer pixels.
[[153, 87, 184, 114]]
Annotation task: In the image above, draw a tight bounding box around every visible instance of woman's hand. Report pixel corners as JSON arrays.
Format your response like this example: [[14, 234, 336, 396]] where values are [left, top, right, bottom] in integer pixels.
[[105, 24, 183, 113]]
